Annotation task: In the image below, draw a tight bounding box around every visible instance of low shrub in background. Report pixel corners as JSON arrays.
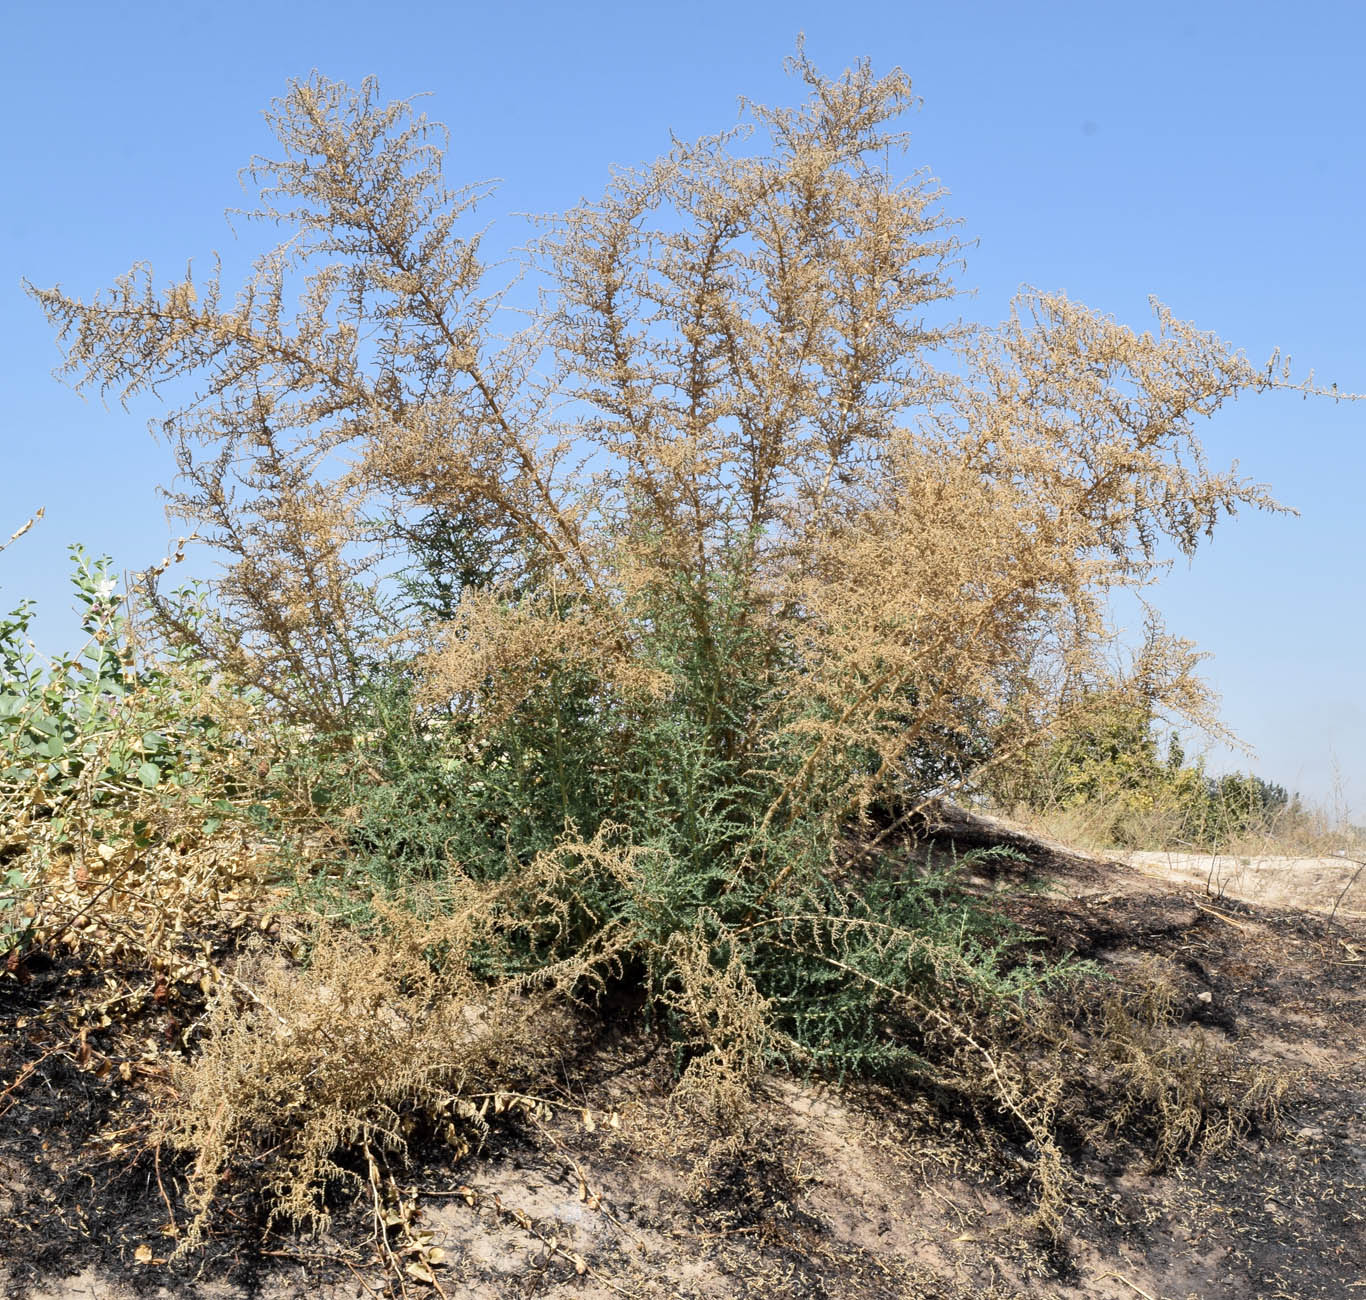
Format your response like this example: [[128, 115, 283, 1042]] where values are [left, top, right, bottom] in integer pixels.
[[991, 687, 1330, 853]]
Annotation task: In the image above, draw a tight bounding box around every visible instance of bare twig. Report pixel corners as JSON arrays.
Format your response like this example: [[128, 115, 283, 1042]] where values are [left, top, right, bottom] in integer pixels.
[[1325, 857, 1366, 934]]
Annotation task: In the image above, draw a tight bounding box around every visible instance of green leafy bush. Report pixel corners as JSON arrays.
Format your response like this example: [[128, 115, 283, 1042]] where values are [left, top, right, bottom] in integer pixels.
[[0, 548, 283, 963]]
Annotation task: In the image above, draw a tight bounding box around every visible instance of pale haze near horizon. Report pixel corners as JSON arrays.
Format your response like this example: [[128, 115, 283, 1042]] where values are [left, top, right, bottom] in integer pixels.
[[1, 0, 1361, 812]]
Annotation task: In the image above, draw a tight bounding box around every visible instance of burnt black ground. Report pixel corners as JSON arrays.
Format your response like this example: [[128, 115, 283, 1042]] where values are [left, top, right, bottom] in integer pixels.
[[1, 846, 1362, 1300]]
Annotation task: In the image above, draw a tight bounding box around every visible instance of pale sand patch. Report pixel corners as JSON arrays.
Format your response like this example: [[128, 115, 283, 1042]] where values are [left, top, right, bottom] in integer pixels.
[[1120, 850, 1366, 917]]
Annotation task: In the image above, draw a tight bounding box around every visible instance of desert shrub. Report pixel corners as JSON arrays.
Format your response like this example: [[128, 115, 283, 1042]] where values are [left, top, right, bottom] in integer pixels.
[[28, 53, 1319, 802], [26, 49, 1354, 1240], [285, 536, 1072, 1084], [1046, 962, 1293, 1170], [1092, 969, 1292, 1167], [163, 809, 1084, 1237], [161, 896, 610, 1250]]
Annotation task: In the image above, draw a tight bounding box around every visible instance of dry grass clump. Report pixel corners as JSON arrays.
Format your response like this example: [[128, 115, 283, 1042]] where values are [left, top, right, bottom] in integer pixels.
[[1090, 965, 1293, 1168], [1023, 960, 1296, 1176], [158, 827, 643, 1248], [1213, 796, 1364, 861], [162, 914, 577, 1250], [896, 959, 1301, 1237]]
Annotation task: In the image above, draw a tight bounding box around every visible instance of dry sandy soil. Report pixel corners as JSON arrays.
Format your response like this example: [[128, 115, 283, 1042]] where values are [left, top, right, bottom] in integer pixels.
[[2, 838, 1362, 1300], [1120, 851, 1364, 920]]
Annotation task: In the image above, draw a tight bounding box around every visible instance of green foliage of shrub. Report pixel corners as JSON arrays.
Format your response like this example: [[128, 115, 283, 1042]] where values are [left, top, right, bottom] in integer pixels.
[[275, 539, 1075, 1099], [0, 549, 282, 959]]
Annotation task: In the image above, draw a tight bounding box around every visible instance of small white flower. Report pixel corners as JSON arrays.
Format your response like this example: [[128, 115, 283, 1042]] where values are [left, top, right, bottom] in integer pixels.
[[93, 577, 118, 601]]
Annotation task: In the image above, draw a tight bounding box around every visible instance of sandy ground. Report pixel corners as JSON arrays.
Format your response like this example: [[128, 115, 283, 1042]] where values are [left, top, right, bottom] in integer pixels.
[[1119, 851, 1365, 918]]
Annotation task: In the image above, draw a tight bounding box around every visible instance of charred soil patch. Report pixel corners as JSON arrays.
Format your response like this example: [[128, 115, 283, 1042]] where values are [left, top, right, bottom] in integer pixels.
[[1, 854, 1362, 1300]]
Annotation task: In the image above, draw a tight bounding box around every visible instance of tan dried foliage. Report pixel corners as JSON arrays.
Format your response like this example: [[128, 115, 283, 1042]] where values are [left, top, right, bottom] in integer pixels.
[[662, 920, 776, 1134], [26, 47, 1348, 794], [157, 824, 644, 1242], [416, 585, 670, 736], [2, 661, 283, 977], [1010, 954, 1295, 1173], [1087, 961, 1294, 1168]]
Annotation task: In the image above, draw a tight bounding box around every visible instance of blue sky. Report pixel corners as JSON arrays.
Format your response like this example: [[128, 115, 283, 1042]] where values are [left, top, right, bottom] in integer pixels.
[[2, 0, 1362, 809]]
